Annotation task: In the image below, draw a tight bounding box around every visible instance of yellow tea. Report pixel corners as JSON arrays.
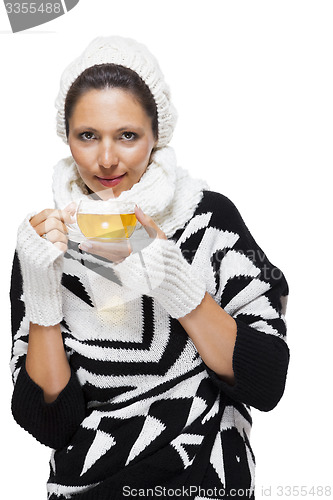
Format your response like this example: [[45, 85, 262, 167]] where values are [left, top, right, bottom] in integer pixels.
[[77, 213, 137, 240]]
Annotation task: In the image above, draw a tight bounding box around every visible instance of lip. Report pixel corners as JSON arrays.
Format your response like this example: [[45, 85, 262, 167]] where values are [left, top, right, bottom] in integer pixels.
[[96, 174, 126, 187]]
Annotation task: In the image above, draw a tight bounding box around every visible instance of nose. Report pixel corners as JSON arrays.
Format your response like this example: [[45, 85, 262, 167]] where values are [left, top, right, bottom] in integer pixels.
[[98, 139, 118, 169]]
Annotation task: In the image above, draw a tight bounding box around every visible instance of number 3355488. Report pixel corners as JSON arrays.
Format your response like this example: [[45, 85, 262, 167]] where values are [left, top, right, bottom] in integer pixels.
[[5, 3, 62, 14]]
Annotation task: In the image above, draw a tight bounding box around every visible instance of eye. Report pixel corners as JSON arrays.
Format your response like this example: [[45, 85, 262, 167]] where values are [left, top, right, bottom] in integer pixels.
[[121, 132, 137, 141], [79, 131, 96, 141]]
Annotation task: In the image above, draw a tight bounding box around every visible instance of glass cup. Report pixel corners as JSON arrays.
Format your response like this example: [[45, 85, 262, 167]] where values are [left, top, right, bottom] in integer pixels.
[[75, 197, 138, 242]]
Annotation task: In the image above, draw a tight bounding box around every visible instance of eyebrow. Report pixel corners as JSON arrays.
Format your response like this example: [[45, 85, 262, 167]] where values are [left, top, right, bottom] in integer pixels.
[[116, 126, 144, 134], [72, 125, 145, 134]]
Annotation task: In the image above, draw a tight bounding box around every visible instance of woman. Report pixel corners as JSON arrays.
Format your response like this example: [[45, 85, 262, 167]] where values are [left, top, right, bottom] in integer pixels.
[[10, 36, 289, 499]]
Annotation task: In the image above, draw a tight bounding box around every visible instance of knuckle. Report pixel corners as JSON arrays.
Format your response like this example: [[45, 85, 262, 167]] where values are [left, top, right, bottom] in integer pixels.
[[50, 208, 60, 217], [48, 229, 67, 242], [55, 210, 64, 222], [41, 208, 53, 218], [47, 209, 61, 222], [54, 240, 67, 252], [44, 220, 50, 232], [46, 218, 62, 231]]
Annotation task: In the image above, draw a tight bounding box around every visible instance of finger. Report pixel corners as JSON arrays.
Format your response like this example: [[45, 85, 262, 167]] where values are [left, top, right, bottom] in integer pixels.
[[79, 239, 132, 262], [44, 229, 68, 245], [80, 240, 129, 256], [45, 217, 69, 234], [30, 208, 72, 228], [34, 218, 68, 237], [62, 203, 77, 226], [59, 208, 76, 225], [64, 202, 77, 216], [135, 206, 167, 240], [30, 209, 57, 228], [54, 241, 68, 253]]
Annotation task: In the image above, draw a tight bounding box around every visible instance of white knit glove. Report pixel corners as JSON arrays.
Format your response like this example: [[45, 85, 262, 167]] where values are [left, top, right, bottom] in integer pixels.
[[111, 237, 206, 319], [16, 213, 64, 326]]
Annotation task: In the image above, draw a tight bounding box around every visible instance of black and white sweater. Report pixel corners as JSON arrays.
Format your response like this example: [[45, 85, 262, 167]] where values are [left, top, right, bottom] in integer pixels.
[[10, 187, 289, 500]]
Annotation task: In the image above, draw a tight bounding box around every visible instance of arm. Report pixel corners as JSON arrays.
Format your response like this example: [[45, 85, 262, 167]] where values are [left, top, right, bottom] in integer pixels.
[[178, 292, 237, 385], [82, 197, 289, 411], [130, 195, 289, 411], [178, 285, 289, 412], [177, 193, 289, 412], [26, 322, 71, 404], [10, 208, 86, 448], [16, 208, 71, 401]]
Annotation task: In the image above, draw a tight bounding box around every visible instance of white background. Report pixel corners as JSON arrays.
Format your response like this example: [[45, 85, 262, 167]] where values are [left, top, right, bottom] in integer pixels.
[[1, 1, 332, 498]]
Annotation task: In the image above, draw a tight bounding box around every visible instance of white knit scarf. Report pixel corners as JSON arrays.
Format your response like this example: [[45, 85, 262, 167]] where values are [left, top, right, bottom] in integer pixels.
[[52, 146, 210, 239]]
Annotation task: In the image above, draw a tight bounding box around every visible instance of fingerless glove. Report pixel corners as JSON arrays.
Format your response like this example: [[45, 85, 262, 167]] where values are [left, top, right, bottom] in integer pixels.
[[111, 237, 206, 319], [16, 213, 64, 326]]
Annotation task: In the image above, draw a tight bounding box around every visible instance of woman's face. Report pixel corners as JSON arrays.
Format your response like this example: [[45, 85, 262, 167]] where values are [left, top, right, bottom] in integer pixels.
[[68, 88, 157, 199]]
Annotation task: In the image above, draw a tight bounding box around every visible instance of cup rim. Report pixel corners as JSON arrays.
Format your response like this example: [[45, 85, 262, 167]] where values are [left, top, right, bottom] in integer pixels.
[[77, 198, 136, 215]]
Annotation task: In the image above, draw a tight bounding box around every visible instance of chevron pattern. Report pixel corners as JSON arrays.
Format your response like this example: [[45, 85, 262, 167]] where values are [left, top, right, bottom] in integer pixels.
[[10, 191, 289, 500]]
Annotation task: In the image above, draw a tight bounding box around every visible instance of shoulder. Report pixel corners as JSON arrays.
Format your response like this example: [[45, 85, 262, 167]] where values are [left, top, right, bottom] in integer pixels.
[[196, 190, 250, 236], [198, 190, 238, 212]]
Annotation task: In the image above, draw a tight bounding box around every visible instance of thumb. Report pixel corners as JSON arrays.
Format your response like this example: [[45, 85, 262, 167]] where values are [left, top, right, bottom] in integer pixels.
[[64, 202, 77, 215], [135, 205, 166, 240]]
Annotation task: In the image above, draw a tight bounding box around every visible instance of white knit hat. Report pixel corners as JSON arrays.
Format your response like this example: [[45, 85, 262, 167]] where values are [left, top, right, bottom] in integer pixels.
[[55, 36, 177, 148]]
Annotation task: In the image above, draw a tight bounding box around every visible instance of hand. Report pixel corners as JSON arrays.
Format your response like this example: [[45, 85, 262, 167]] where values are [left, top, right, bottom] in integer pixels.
[[78, 205, 167, 262], [134, 205, 167, 240], [29, 202, 76, 253]]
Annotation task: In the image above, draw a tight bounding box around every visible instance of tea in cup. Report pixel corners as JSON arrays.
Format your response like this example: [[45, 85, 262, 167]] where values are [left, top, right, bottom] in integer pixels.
[[76, 198, 137, 242]]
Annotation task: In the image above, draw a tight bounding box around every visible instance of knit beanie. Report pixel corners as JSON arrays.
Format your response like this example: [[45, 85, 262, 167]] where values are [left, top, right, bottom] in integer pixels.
[[55, 36, 177, 148]]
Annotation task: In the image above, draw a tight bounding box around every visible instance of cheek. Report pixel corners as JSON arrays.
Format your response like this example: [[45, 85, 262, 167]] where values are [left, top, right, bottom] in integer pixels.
[[70, 144, 93, 168], [126, 143, 153, 168]]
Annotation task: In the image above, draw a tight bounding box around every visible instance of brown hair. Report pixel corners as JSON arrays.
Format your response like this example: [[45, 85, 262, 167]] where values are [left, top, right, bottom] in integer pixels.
[[64, 63, 158, 140]]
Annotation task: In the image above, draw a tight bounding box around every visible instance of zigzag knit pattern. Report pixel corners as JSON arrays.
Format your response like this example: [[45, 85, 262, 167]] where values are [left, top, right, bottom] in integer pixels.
[[10, 191, 289, 500]]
